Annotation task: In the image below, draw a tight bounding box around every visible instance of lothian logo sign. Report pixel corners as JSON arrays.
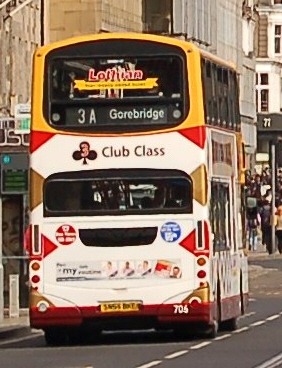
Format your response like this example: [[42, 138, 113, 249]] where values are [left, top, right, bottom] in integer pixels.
[[74, 67, 158, 91], [88, 67, 143, 81]]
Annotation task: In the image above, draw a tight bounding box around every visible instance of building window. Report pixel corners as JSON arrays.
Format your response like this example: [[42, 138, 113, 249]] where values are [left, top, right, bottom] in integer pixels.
[[256, 73, 269, 112], [261, 90, 269, 112], [275, 25, 282, 54], [260, 73, 268, 85]]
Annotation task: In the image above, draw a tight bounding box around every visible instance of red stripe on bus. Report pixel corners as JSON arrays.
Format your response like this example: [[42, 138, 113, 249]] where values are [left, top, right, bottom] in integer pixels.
[[42, 235, 58, 258], [179, 229, 209, 257], [30, 302, 212, 327], [30, 294, 246, 328], [179, 126, 206, 149], [179, 229, 196, 254], [30, 131, 55, 153]]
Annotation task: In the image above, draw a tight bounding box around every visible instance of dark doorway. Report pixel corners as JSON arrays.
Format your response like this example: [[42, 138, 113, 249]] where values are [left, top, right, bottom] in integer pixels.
[[2, 195, 29, 308]]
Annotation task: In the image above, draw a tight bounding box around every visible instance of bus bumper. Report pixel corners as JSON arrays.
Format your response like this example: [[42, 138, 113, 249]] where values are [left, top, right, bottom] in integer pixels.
[[30, 302, 214, 329]]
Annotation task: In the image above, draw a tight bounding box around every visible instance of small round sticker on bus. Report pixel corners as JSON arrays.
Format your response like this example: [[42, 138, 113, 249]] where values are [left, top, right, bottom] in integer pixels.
[[55, 225, 76, 246], [160, 222, 181, 243]]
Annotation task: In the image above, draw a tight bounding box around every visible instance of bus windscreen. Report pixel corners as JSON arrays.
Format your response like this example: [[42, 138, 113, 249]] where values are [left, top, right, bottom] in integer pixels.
[[48, 55, 186, 131]]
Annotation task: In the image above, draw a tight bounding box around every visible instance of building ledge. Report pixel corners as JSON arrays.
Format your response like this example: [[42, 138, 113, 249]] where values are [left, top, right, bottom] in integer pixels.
[[256, 58, 282, 66]]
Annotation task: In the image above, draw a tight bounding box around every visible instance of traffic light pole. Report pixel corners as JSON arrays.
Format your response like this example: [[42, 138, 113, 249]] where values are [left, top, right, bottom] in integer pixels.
[[271, 142, 276, 254]]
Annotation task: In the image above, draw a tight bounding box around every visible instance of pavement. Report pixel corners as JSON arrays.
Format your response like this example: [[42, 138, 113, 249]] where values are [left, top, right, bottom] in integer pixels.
[[247, 239, 282, 259], [0, 244, 279, 341], [0, 309, 30, 341]]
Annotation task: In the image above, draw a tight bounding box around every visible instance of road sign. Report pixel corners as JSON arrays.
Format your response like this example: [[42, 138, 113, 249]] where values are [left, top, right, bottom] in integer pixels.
[[2, 154, 11, 165], [0, 153, 28, 194], [14, 104, 31, 134], [14, 103, 31, 119]]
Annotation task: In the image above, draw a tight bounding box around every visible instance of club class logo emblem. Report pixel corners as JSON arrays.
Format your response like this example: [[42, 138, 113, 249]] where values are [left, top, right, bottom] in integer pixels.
[[72, 142, 97, 164]]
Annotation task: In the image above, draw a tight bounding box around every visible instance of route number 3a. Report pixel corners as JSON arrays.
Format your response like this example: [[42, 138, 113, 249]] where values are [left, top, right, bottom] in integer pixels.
[[173, 304, 189, 314], [78, 108, 96, 124], [263, 117, 272, 128]]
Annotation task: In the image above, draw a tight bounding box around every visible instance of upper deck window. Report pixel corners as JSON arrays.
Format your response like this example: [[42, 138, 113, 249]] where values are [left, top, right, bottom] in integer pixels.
[[44, 169, 192, 217], [44, 39, 188, 132], [201, 58, 240, 131]]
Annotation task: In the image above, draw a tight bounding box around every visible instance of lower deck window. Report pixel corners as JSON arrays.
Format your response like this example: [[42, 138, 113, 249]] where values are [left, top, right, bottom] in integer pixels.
[[44, 169, 192, 217], [210, 181, 231, 251]]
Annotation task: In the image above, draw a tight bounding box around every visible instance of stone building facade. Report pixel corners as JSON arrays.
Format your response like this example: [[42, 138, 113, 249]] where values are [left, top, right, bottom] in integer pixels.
[[45, 0, 143, 43], [255, 0, 282, 167], [0, 0, 41, 117], [0, 0, 41, 316], [241, 0, 258, 169]]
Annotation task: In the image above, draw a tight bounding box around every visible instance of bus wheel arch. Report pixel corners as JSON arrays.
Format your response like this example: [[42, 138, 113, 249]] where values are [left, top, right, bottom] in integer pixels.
[[221, 316, 238, 331]]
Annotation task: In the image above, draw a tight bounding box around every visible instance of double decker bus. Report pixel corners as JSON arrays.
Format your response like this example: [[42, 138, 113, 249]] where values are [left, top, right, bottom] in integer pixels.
[[29, 33, 248, 345]]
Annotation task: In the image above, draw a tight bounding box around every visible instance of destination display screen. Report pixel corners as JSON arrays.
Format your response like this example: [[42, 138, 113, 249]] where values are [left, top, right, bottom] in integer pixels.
[[47, 50, 187, 131], [63, 105, 168, 126]]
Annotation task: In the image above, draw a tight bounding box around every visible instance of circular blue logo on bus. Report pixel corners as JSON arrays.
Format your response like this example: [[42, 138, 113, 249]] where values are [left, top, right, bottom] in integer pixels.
[[160, 222, 181, 243]]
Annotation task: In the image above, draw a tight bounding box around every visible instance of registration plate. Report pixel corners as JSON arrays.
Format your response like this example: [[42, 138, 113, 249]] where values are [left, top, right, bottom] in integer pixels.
[[100, 301, 141, 313]]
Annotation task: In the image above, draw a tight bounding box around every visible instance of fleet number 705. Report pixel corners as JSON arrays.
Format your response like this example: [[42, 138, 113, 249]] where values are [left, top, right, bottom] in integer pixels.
[[173, 304, 189, 314]]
